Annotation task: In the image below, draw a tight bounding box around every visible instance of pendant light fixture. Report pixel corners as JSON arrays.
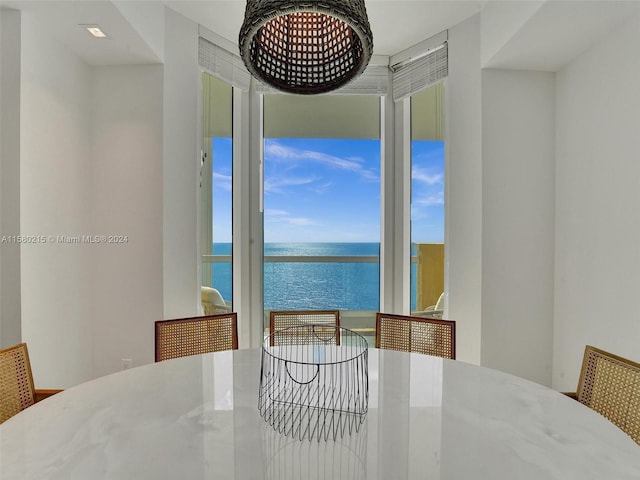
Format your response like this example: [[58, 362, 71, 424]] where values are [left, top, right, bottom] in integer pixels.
[[239, 0, 373, 95]]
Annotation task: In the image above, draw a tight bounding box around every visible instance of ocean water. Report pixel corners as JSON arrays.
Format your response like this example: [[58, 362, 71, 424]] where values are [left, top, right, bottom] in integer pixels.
[[210, 243, 417, 310]]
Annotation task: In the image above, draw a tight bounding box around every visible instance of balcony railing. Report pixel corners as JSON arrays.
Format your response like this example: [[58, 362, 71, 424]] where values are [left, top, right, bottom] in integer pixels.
[[202, 254, 381, 264], [202, 242, 443, 310]]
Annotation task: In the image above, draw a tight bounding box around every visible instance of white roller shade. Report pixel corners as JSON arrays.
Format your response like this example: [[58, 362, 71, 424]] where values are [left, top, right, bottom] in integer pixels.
[[264, 94, 380, 139], [391, 43, 447, 102], [198, 37, 251, 91]]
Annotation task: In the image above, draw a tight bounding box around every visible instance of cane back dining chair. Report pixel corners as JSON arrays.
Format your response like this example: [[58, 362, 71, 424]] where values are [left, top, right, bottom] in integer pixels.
[[0, 343, 62, 424], [155, 313, 238, 362], [566, 345, 640, 445], [269, 310, 341, 346], [375, 313, 456, 359]]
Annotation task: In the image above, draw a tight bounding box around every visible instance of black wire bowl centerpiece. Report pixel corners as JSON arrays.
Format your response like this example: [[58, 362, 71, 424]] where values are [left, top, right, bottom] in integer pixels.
[[258, 325, 369, 442]]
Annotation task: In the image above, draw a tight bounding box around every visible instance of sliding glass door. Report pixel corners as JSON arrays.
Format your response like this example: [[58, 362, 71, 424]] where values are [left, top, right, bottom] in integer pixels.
[[410, 83, 445, 316], [201, 73, 233, 311], [262, 94, 381, 336]]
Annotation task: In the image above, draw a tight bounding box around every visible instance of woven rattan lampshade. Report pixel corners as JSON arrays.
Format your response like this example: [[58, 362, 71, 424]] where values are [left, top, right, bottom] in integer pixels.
[[239, 0, 373, 94]]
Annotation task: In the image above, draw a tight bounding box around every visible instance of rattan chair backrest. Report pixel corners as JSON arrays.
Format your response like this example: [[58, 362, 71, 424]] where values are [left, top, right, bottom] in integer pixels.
[[375, 313, 456, 359], [0, 343, 36, 424], [155, 313, 238, 362], [269, 310, 341, 346], [576, 345, 640, 445]]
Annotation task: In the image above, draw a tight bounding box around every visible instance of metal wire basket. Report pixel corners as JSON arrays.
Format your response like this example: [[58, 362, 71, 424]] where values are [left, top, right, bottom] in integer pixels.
[[258, 325, 369, 442]]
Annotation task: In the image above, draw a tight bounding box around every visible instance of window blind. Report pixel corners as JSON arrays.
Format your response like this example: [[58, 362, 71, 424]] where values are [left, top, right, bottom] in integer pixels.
[[339, 64, 389, 95], [391, 42, 448, 102], [198, 37, 251, 91], [256, 64, 389, 96], [198, 34, 445, 99]]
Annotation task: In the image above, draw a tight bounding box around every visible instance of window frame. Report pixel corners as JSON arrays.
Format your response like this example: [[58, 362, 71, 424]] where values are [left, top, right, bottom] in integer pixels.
[[198, 34, 448, 348]]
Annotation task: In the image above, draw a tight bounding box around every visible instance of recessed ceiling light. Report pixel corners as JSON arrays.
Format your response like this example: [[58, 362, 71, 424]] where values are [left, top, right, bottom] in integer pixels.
[[81, 25, 107, 38]]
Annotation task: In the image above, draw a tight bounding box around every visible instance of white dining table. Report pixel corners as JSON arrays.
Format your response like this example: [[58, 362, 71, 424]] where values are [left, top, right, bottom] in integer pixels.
[[1, 347, 639, 479]]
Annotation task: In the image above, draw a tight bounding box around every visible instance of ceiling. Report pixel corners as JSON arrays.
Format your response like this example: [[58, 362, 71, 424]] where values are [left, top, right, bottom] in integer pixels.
[[2, 1, 638, 70], [164, 0, 485, 57]]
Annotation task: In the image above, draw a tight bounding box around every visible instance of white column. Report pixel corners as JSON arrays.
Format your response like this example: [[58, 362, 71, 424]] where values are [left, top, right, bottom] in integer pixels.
[[381, 86, 411, 315], [0, 9, 22, 347], [446, 14, 483, 365], [162, 9, 200, 318], [234, 86, 264, 348], [393, 97, 412, 315]]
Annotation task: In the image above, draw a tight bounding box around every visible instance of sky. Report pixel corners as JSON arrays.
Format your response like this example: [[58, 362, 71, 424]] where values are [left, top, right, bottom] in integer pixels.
[[210, 137, 444, 244]]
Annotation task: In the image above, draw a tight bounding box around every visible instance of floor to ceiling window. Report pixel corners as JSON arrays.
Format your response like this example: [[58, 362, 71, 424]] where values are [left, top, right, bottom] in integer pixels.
[[410, 83, 446, 315], [262, 94, 381, 333], [197, 33, 448, 346], [200, 73, 233, 311]]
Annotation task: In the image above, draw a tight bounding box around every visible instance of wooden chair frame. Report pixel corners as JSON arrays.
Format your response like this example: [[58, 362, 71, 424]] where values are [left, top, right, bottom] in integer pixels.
[[571, 345, 640, 445], [0, 343, 35, 423], [375, 313, 456, 359], [1, 343, 61, 424], [269, 310, 341, 346], [155, 313, 238, 362]]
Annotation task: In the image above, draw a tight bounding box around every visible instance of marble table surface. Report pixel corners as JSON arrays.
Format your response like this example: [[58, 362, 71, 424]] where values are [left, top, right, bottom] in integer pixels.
[[1, 348, 639, 479]]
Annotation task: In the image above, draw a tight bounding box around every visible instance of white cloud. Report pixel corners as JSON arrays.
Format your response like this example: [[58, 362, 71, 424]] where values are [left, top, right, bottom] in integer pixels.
[[413, 143, 445, 163], [212, 172, 232, 191], [264, 175, 318, 194], [264, 208, 289, 216], [412, 166, 443, 185], [288, 217, 319, 226], [265, 140, 378, 181], [310, 181, 334, 194], [264, 142, 297, 160], [415, 191, 444, 206], [264, 208, 321, 227]]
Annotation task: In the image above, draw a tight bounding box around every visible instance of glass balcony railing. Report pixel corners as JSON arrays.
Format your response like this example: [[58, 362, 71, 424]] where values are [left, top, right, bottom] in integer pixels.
[[202, 242, 444, 329]]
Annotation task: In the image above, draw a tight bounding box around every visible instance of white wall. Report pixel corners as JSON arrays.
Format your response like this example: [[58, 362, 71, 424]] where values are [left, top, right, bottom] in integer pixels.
[[17, 11, 167, 386], [162, 8, 200, 319], [446, 14, 483, 365], [11, 5, 202, 387], [90, 65, 164, 378], [553, 13, 640, 391], [113, 1, 166, 61], [86, 7, 200, 378], [480, 1, 544, 67], [0, 8, 22, 348], [481, 69, 556, 386], [19, 11, 94, 387]]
